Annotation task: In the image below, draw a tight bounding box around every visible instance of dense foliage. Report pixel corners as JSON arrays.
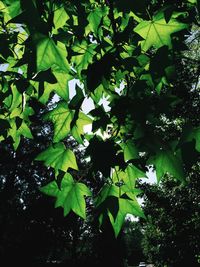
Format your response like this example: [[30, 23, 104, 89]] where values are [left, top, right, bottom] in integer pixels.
[[140, 163, 200, 267], [0, 0, 199, 235]]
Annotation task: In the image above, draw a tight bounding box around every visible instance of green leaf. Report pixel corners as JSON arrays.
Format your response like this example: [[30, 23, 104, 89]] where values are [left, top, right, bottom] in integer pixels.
[[148, 149, 185, 182], [7, 0, 21, 18], [33, 33, 69, 72], [187, 0, 197, 3], [86, 6, 108, 36], [0, 1, 6, 11], [35, 143, 78, 173], [108, 198, 146, 237], [123, 165, 146, 190], [40, 173, 91, 219], [8, 119, 33, 150], [39, 72, 70, 103], [134, 12, 188, 51], [71, 112, 92, 144], [72, 41, 97, 73], [44, 101, 74, 142], [95, 184, 119, 207], [114, 0, 147, 17], [4, 84, 21, 111], [44, 101, 92, 143], [112, 165, 145, 200], [120, 140, 139, 161], [53, 6, 69, 31], [51, 72, 70, 100]]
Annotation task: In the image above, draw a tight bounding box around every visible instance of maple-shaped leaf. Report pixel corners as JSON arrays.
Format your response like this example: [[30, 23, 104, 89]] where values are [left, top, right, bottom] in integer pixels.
[[35, 143, 78, 173], [95, 184, 119, 207], [40, 72, 70, 102], [53, 6, 69, 32], [40, 173, 92, 219], [33, 33, 69, 72], [71, 112, 92, 144], [86, 6, 108, 36], [31, 72, 71, 104], [8, 119, 33, 150], [72, 41, 97, 74], [96, 178, 145, 236], [44, 101, 74, 142], [112, 165, 145, 200], [44, 101, 92, 143], [112, 165, 146, 187], [3, 84, 21, 111], [134, 12, 188, 51], [108, 197, 146, 237], [148, 149, 185, 182], [120, 140, 139, 161]]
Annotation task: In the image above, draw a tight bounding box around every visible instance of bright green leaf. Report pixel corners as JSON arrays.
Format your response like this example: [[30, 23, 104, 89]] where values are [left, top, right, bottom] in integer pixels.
[[187, 0, 197, 3], [44, 101, 74, 143], [112, 165, 145, 200], [95, 184, 119, 207], [44, 101, 92, 143], [8, 119, 33, 150], [86, 6, 108, 36], [35, 142, 78, 173], [134, 12, 188, 51], [41, 173, 91, 219], [33, 33, 69, 72], [123, 165, 146, 191], [39, 72, 70, 103], [4, 84, 21, 111], [108, 198, 146, 237], [72, 41, 97, 73], [53, 6, 69, 31], [71, 112, 92, 144]]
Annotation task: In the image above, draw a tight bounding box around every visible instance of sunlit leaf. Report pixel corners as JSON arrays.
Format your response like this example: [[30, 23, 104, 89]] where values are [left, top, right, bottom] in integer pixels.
[[8, 119, 33, 150], [71, 112, 92, 144], [44, 101, 74, 142], [95, 184, 119, 207], [108, 197, 146, 237], [35, 143, 78, 172], [86, 6, 108, 36], [134, 12, 188, 51], [44, 101, 91, 143], [53, 6, 69, 31], [40, 173, 91, 219], [33, 33, 69, 72], [72, 41, 97, 73]]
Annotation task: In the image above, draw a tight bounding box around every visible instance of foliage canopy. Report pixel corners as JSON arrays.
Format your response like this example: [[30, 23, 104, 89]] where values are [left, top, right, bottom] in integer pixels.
[[0, 0, 199, 236]]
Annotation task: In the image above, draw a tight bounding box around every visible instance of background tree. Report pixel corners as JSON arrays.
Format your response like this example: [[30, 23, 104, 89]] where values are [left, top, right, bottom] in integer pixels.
[[123, 219, 145, 266], [140, 163, 200, 267]]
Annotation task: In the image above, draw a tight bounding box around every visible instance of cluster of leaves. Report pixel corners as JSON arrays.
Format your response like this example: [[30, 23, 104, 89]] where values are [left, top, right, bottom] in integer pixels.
[[0, 0, 199, 236]]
